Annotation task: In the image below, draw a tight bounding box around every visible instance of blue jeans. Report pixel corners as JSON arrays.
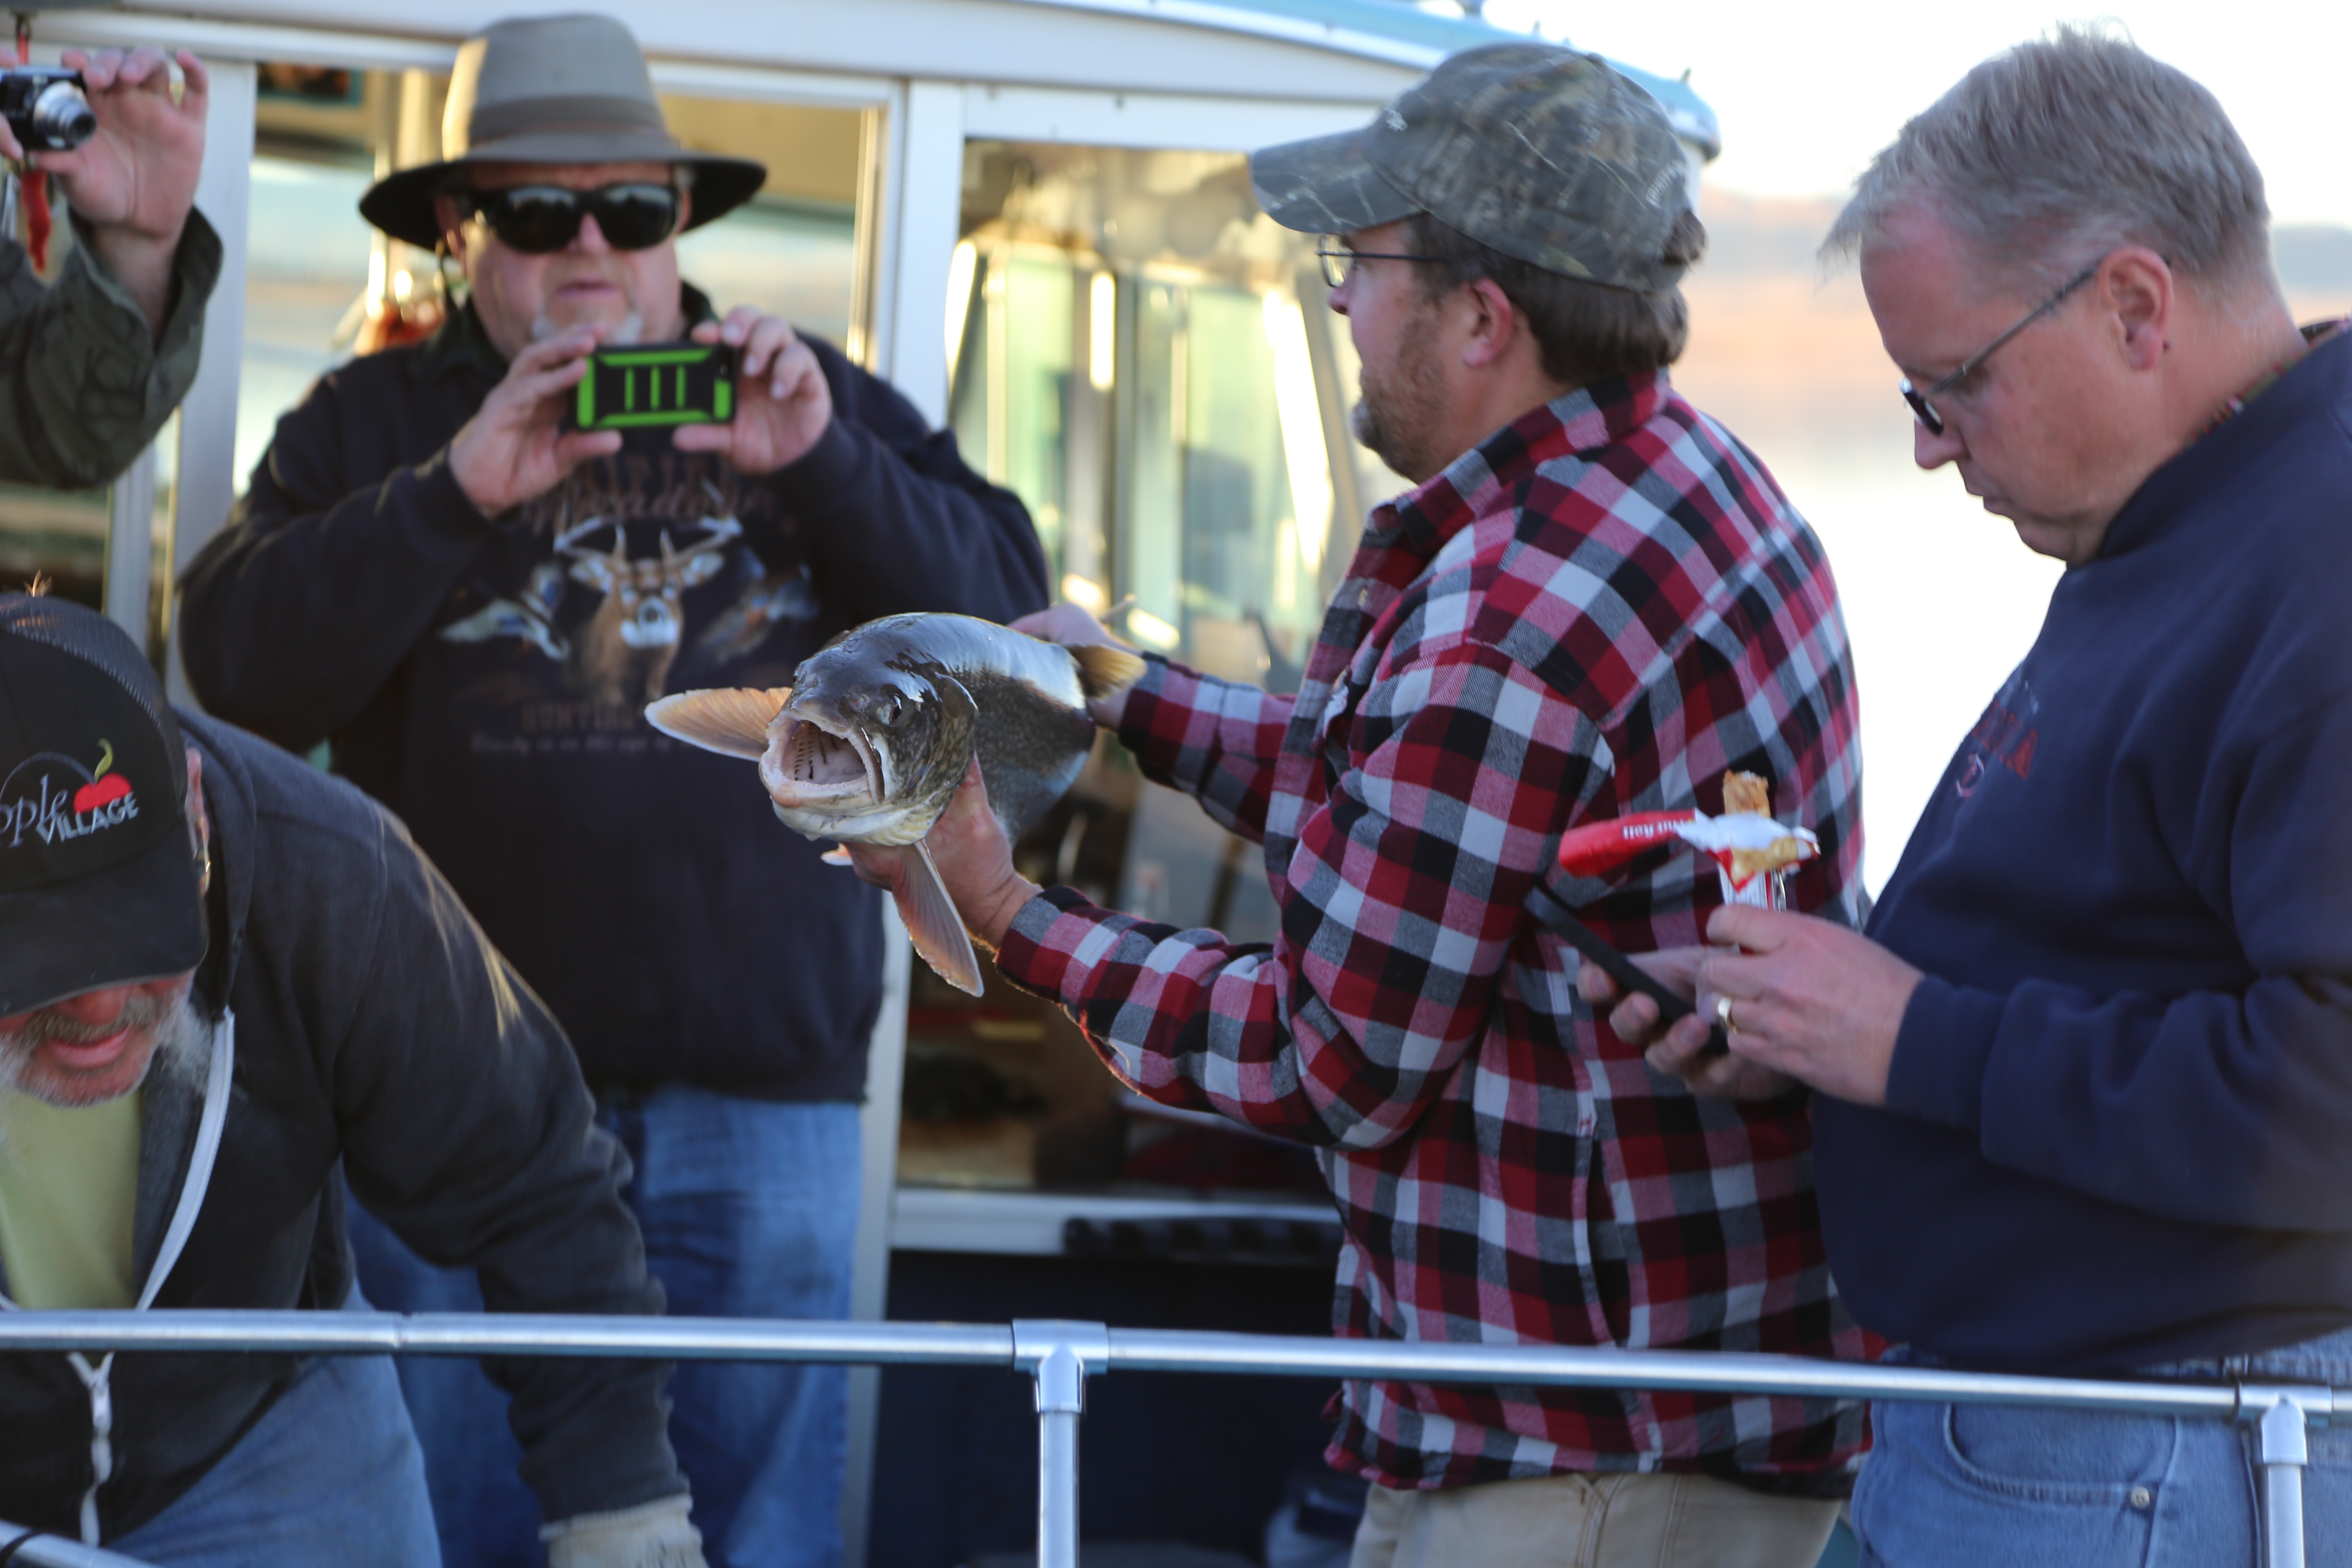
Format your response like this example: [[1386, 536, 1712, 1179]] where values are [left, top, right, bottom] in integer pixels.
[[348, 1089, 862, 1568], [110, 1334, 438, 1566], [1850, 1327, 2352, 1567]]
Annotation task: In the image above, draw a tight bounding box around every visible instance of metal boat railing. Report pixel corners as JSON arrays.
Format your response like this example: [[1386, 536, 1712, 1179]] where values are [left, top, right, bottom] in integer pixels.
[[0, 1311, 2335, 1568]]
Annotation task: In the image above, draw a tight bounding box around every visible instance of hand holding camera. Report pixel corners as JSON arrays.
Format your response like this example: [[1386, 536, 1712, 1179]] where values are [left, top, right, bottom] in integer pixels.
[[453, 305, 833, 516], [450, 328, 624, 516], [671, 305, 835, 475], [2, 46, 206, 333]]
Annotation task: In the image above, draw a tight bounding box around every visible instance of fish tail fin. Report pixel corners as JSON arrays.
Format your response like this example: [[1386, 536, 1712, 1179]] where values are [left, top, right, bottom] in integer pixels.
[[1069, 643, 1147, 703], [878, 840, 986, 997], [644, 687, 792, 759]]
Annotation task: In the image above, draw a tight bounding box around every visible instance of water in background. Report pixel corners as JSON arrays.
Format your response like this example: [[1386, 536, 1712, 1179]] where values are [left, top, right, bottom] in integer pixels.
[[1672, 189, 2352, 891]]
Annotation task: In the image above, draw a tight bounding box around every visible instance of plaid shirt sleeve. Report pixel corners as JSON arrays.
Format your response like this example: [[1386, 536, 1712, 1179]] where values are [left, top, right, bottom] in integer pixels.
[[1112, 653, 1297, 844], [1001, 633, 1608, 1148]]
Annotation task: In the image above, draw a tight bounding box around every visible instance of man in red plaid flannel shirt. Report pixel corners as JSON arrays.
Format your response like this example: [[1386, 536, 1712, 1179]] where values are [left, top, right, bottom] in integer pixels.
[[878, 44, 1873, 1567]]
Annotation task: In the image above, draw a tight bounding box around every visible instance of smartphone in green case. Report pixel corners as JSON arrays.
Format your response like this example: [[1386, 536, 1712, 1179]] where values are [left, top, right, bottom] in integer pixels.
[[573, 341, 737, 430]]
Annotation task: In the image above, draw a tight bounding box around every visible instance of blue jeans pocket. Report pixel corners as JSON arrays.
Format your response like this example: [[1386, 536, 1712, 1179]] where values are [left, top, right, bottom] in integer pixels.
[[1853, 1399, 2164, 1568]]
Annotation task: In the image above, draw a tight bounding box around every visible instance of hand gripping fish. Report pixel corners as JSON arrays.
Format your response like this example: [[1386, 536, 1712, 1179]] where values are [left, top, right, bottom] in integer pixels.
[[646, 613, 1146, 996]]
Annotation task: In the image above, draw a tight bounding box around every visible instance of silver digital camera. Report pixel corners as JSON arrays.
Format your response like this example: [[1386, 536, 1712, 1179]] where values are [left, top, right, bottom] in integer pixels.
[[0, 67, 95, 153]]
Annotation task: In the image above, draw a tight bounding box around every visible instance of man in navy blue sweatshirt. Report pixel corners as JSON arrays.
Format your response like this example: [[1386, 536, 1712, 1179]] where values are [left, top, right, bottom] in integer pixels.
[[1586, 27, 2352, 1567], [175, 16, 1045, 1568]]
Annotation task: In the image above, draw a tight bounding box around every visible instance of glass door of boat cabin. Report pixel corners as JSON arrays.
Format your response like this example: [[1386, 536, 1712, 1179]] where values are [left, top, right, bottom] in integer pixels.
[[889, 126, 1412, 1228]]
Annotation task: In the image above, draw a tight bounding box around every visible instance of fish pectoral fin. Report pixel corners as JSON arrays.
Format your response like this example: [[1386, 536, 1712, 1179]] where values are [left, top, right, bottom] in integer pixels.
[[889, 840, 986, 998], [644, 687, 792, 759], [1069, 643, 1148, 703]]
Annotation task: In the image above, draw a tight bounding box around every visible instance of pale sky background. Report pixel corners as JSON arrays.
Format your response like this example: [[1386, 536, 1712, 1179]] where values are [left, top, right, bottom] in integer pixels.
[[1494, 1, 2352, 228], [1467, 0, 2352, 890]]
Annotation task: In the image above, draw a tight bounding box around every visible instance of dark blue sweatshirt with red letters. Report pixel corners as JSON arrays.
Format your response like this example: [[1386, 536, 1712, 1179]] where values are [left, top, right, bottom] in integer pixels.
[[1814, 328, 2352, 1373]]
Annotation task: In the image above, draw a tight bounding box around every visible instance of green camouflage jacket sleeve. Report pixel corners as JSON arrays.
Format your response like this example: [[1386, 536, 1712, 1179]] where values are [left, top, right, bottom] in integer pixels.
[[0, 206, 222, 490]]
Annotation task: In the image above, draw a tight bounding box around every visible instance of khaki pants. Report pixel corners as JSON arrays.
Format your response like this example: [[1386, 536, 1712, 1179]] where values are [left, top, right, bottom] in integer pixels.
[[1350, 1471, 1841, 1568]]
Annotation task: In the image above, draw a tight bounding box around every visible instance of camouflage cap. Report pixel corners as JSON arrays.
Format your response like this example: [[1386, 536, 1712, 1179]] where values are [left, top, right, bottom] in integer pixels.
[[1250, 43, 1694, 293]]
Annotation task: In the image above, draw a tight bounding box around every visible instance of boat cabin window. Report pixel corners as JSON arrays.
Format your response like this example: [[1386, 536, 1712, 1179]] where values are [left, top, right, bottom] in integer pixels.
[[949, 139, 1406, 687], [901, 138, 1409, 1214]]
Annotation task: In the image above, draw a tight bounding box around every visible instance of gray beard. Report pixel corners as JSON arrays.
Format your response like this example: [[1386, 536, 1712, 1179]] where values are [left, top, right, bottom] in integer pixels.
[[532, 309, 643, 346], [0, 990, 213, 1137]]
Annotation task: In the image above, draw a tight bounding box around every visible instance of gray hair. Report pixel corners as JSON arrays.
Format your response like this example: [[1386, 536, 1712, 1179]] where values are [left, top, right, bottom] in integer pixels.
[[1823, 25, 2272, 295]]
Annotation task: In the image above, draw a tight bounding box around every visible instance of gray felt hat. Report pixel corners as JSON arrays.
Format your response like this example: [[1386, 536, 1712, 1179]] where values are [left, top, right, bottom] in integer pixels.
[[1250, 43, 1693, 293], [360, 13, 767, 249]]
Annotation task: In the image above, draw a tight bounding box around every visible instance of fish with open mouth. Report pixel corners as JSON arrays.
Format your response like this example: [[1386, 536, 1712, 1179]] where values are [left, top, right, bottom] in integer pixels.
[[645, 612, 1145, 995]]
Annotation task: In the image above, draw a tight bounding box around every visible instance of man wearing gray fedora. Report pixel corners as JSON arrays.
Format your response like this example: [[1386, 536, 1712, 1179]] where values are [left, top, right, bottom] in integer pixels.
[[178, 14, 1047, 1568]]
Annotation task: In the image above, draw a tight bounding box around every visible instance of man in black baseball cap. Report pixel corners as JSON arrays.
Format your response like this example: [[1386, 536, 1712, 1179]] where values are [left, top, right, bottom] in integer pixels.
[[0, 601, 204, 1071], [0, 593, 706, 1568]]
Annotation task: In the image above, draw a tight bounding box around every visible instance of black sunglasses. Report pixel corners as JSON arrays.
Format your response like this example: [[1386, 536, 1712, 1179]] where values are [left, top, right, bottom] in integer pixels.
[[1901, 254, 2108, 437], [463, 182, 683, 254]]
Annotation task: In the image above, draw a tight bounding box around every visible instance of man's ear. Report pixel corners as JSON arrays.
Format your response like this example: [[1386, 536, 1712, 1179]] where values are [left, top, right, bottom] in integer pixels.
[[184, 745, 211, 898], [2104, 247, 2173, 372], [1457, 276, 1520, 371]]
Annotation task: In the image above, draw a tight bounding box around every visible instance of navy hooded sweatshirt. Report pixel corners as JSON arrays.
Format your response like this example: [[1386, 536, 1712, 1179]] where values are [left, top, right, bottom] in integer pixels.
[[1814, 327, 2352, 1375]]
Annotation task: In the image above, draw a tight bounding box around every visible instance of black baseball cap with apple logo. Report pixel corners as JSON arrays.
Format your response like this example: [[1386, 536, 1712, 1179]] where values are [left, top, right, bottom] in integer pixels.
[[0, 595, 204, 1017]]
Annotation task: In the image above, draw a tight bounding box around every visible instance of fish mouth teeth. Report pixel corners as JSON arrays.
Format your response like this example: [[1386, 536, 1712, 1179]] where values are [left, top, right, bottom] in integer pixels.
[[764, 713, 886, 807]]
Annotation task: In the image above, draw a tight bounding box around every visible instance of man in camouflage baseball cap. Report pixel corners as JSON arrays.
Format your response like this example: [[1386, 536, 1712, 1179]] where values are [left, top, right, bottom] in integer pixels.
[[1243, 43, 1713, 486], [903, 40, 1871, 1568], [1252, 42, 1694, 291]]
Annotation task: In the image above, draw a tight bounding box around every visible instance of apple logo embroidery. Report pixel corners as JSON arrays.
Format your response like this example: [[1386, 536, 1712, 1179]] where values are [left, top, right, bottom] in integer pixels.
[[0, 739, 141, 850], [73, 741, 133, 814]]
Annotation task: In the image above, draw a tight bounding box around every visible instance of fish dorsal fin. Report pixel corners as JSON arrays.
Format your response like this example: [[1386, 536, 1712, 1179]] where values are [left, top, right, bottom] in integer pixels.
[[1069, 643, 1147, 704], [900, 840, 986, 997], [644, 687, 791, 760]]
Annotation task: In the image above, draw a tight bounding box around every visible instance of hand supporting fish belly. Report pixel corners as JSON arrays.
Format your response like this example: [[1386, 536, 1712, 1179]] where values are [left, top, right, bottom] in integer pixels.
[[646, 612, 1145, 995], [839, 759, 1041, 972]]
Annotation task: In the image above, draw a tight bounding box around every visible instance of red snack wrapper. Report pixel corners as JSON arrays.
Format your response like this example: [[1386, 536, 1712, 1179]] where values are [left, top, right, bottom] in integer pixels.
[[1557, 808, 1820, 909], [1556, 811, 1700, 878]]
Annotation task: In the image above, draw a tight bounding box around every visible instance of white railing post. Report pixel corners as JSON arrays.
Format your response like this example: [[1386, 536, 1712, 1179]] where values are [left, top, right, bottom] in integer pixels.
[[2239, 1384, 2331, 1568], [1013, 1320, 1108, 1568]]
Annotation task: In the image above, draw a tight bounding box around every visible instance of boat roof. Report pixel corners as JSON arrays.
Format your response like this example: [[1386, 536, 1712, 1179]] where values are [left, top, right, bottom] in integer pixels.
[[1015, 0, 1721, 156], [52, 0, 1718, 156]]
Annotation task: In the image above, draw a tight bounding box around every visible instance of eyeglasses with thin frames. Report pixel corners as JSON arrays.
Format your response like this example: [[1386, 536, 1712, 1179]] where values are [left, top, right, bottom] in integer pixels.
[[1901, 254, 2109, 437], [1316, 235, 1447, 291]]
